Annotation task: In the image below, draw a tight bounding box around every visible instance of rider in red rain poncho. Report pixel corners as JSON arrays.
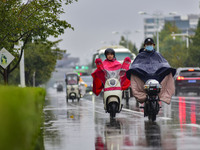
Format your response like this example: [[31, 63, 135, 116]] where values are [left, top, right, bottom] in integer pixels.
[[92, 48, 131, 96]]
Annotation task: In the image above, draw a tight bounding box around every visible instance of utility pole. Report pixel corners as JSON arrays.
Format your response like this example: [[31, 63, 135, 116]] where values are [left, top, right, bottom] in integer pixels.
[[20, 50, 25, 87], [33, 71, 35, 87], [156, 16, 160, 52]]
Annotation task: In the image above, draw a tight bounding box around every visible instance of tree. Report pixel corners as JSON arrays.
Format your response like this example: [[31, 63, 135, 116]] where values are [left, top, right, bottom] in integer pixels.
[[0, 0, 77, 84], [187, 19, 200, 67], [0, 40, 64, 86], [157, 22, 188, 68], [24, 41, 64, 86], [119, 36, 138, 55]]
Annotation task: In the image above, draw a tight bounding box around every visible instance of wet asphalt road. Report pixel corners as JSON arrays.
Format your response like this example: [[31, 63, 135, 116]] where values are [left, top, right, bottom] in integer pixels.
[[44, 87, 200, 150]]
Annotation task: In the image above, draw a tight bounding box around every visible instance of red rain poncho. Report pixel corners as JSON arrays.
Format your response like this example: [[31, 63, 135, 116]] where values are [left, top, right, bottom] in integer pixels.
[[91, 57, 131, 96]]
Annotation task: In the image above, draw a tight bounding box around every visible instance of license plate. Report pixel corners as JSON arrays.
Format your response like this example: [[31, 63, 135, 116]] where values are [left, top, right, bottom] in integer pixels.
[[188, 80, 196, 83]]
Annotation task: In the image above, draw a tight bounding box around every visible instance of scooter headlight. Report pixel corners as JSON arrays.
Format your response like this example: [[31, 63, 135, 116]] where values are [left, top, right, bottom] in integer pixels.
[[109, 79, 117, 87]]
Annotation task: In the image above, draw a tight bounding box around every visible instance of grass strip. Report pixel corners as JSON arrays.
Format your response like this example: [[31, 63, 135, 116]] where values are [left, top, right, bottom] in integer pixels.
[[0, 86, 46, 150]]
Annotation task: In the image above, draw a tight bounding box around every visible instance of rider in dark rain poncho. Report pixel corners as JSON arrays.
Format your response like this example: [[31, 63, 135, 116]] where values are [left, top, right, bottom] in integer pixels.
[[126, 38, 176, 104]]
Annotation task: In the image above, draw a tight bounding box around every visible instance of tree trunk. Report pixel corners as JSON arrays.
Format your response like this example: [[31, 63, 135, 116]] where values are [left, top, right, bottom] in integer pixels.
[[3, 69, 8, 85]]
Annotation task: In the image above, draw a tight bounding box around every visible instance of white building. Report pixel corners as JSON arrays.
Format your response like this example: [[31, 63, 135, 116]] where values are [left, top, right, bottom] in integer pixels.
[[143, 14, 200, 38]]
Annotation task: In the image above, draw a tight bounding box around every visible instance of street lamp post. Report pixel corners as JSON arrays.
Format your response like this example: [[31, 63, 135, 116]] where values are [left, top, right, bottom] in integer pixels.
[[20, 49, 26, 87], [171, 30, 189, 48], [14, 41, 26, 87], [171, 30, 190, 56], [156, 16, 159, 52]]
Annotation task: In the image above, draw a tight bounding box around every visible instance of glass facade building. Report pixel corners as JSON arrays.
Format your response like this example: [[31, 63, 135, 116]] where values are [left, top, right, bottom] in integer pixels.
[[143, 14, 200, 38]]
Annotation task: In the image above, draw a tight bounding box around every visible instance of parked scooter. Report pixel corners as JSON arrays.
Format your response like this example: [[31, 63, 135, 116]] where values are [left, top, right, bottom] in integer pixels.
[[141, 79, 161, 121]]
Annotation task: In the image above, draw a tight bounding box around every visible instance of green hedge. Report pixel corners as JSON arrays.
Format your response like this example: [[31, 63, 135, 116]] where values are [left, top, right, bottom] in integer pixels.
[[0, 86, 46, 150]]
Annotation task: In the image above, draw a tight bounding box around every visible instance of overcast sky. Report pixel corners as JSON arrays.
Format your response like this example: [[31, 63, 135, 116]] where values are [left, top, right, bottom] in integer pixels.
[[54, 0, 200, 64]]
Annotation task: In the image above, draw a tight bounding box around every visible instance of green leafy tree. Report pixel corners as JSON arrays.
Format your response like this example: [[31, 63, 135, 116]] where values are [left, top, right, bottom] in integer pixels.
[[119, 36, 127, 48], [119, 36, 138, 54], [187, 19, 200, 67], [131, 43, 138, 55], [24, 41, 64, 86], [158, 22, 188, 68], [0, 40, 64, 86], [0, 0, 77, 84]]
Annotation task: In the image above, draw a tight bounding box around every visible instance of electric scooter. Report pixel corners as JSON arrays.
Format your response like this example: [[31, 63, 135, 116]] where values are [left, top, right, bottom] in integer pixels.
[[94, 57, 131, 118], [142, 79, 161, 121], [103, 69, 124, 118]]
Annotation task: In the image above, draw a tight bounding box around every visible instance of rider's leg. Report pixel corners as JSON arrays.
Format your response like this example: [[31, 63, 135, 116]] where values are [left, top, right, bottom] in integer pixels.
[[130, 75, 146, 103]]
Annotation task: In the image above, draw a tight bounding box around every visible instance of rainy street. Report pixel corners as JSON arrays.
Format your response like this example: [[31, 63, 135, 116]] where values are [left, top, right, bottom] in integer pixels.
[[2, 1, 200, 150], [44, 85, 200, 150]]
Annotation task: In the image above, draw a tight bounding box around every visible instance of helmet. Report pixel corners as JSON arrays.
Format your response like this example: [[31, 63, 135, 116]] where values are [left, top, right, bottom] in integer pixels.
[[104, 48, 115, 57], [144, 38, 155, 45]]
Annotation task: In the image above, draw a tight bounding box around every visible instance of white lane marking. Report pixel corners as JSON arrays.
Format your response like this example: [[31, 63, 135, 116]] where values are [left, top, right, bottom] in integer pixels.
[[122, 108, 143, 115], [171, 98, 200, 105], [68, 98, 174, 120], [159, 117, 172, 120], [172, 96, 200, 100], [122, 108, 173, 120], [44, 108, 68, 111], [185, 124, 200, 128], [68, 100, 105, 115], [43, 108, 79, 111], [83, 98, 145, 117]]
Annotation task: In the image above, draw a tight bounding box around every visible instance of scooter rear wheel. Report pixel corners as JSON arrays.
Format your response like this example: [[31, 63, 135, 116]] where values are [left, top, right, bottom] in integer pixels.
[[148, 114, 156, 122], [125, 92, 129, 103]]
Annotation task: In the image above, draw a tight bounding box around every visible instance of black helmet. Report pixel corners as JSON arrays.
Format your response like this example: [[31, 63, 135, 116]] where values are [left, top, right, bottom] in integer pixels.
[[104, 48, 115, 57], [144, 38, 155, 45]]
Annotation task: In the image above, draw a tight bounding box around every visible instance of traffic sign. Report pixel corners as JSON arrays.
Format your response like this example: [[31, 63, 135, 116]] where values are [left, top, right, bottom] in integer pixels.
[[0, 48, 15, 69]]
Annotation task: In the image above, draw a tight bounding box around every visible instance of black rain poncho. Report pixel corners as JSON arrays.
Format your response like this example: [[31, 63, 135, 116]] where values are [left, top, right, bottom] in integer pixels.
[[126, 50, 176, 83]]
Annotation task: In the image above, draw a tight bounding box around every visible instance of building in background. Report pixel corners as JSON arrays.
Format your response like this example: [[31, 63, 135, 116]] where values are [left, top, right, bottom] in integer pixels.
[[143, 14, 200, 38], [144, 17, 164, 38], [56, 53, 80, 68]]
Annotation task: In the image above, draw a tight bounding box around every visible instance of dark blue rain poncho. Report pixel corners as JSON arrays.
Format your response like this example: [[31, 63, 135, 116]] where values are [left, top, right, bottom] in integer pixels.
[[126, 50, 176, 83]]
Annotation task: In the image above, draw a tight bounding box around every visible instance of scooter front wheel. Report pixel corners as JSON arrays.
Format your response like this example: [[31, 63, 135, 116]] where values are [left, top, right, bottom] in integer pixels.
[[110, 112, 116, 118], [108, 102, 118, 118], [66, 96, 68, 102]]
